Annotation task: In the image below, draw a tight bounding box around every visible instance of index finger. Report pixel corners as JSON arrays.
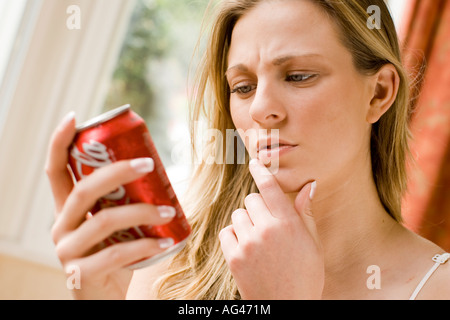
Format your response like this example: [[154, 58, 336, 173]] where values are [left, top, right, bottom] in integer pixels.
[[45, 112, 77, 214], [248, 159, 295, 219]]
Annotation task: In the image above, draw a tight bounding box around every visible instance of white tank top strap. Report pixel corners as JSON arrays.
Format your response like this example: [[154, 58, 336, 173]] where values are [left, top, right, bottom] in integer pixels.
[[409, 253, 450, 300]]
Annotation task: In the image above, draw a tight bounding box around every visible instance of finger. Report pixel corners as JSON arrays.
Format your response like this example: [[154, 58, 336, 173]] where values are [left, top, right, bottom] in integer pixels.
[[69, 237, 174, 278], [55, 203, 176, 261], [249, 159, 294, 219], [244, 193, 273, 227], [45, 112, 77, 213], [54, 158, 155, 242], [294, 181, 320, 245], [231, 209, 254, 243], [219, 225, 238, 258]]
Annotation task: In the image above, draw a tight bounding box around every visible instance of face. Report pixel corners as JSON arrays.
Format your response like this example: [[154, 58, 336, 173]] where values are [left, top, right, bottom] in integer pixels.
[[227, 0, 376, 194]]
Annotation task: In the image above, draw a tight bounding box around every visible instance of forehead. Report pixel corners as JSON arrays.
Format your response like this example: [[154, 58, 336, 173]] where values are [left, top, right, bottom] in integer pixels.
[[227, 0, 347, 67]]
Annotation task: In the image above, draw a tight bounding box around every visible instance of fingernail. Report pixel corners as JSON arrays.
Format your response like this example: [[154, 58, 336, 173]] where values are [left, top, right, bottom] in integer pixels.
[[130, 158, 154, 174], [157, 206, 177, 219], [309, 181, 317, 201], [60, 111, 76, 128], [158, 238, 175, 249], [250, 159, 260, 166]]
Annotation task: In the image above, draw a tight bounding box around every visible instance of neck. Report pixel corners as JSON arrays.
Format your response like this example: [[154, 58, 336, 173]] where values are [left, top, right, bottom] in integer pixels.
[[314, 172, 397, 265], [289, 157, 401, 297]]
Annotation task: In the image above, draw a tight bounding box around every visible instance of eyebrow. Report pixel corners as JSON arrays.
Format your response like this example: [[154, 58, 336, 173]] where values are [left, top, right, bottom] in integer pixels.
[[273, 53, 323, 66], [226, 53, 324, 76], [225, 63, 248, 76]]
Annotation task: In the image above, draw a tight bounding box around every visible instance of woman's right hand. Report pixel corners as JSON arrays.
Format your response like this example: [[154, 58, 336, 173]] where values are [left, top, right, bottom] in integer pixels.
[[45, 112, 175, 300]]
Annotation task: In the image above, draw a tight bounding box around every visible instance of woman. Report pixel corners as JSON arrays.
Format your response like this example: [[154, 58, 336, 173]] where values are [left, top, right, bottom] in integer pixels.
[[46, 0, 450, 300]]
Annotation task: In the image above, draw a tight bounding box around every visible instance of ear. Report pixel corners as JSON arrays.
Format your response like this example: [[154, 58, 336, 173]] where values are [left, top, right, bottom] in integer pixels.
[[366, 64, 400, 124]]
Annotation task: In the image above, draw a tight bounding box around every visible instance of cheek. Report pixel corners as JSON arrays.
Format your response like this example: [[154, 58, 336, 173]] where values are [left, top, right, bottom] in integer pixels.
[[230, 104, 254, 154], [230, 102, 254, 134], [230, 104, 242, 129], [297, 81, 370, 159]]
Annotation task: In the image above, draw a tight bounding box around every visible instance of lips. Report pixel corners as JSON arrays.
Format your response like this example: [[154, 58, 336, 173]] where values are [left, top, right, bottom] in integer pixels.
[[257, 138, 298, 154], [258, 143, 288, 151]]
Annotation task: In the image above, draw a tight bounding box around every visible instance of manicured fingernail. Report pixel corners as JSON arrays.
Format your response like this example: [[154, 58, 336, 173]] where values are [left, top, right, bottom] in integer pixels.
[[130, 158, 154, 174], [158, 238, 175, 249], [309, 181, 317, 201], [60, 111, 75, 127], [158, 206, 176, 219]]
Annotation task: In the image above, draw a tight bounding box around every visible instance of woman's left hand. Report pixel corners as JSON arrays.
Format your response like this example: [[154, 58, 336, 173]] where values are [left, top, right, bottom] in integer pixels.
[[219, 160, 324, 300]]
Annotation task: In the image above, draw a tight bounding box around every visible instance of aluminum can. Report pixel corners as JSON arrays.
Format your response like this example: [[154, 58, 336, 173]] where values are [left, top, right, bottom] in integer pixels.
[[68, 105, 191, 269]]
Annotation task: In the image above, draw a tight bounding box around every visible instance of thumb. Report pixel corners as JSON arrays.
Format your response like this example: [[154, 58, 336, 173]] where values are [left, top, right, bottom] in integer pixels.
[[294, 181, 319, 243]]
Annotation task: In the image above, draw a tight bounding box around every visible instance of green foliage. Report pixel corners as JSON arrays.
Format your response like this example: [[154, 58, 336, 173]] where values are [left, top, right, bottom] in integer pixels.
[[105, 0, 208, 117], [104, 0, 208, 164], [106, 0, 167, 120]]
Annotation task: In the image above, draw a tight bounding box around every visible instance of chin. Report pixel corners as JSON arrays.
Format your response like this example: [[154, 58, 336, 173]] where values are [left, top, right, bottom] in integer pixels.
[[269, 165, 310, 194]]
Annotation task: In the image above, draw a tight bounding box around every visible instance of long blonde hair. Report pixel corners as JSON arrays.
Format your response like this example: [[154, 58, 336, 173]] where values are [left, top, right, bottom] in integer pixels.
[[155, 0, 412, 300]]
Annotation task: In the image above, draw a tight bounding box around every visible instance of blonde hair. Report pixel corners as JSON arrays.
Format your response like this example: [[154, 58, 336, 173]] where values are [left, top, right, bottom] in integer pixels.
[[155, 0, 411, 300]]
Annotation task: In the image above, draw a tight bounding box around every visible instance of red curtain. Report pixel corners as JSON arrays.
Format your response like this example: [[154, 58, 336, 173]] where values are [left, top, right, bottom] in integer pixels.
[[401, 0, 450, 250]]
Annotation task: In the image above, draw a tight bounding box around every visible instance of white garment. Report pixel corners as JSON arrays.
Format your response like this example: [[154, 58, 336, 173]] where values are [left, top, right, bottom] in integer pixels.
[[409, 253, 450, 300]]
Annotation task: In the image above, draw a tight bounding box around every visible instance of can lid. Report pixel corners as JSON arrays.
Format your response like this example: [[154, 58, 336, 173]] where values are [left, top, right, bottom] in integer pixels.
[[76, 104, 131, 132]]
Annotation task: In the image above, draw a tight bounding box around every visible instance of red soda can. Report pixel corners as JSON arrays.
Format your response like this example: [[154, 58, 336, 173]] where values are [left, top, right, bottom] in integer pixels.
[[68, 105, 191, 269]]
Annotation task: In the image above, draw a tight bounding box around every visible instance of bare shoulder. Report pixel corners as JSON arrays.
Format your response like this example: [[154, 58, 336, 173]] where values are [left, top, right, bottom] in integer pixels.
[[397, 228, 450, 300], [126, 259, 171, 300], [417, 254, 450, 300]]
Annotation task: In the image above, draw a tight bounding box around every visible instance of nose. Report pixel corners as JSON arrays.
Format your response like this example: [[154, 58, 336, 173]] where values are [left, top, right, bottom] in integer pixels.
[[249, 80, 287, 127]]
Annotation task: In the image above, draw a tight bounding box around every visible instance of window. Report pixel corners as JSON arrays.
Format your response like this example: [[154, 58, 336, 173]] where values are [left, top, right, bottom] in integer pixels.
[[0, 0, 207, 268], [0, 0, 27, 88], [103, 0, 208, 196], [0, 0, 39, 136], [0, 0, 137, 267]]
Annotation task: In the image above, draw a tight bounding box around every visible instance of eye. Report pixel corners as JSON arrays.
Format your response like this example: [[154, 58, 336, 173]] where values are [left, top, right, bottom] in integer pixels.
[[230, 84, 257, 95], [286, 73, 316, 82]]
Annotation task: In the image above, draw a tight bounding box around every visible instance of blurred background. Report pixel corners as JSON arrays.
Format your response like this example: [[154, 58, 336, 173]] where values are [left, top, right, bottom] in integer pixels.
[[0, 0, 448, 299]]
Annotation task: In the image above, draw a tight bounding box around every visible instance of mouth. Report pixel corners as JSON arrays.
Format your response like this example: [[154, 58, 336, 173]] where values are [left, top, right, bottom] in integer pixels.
[[257, 139, 298, 157]]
